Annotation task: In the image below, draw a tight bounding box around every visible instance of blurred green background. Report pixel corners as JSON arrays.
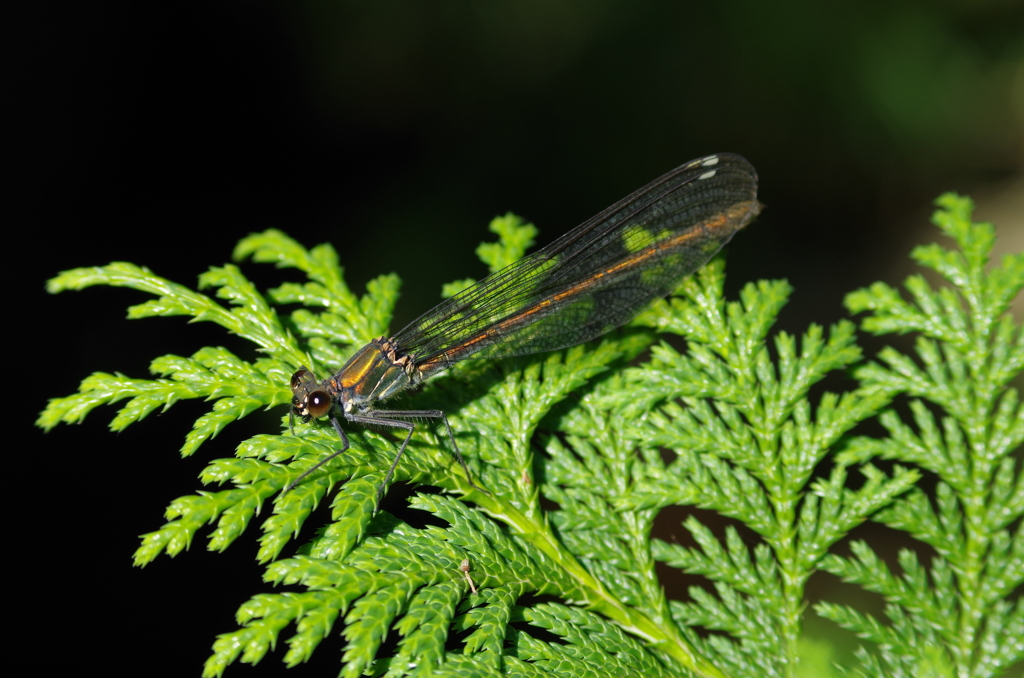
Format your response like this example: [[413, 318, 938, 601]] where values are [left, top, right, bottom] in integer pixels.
[[24, 1, 1022, 675]]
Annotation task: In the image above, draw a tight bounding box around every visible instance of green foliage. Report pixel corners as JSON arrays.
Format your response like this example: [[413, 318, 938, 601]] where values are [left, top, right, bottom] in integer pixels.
[[616, 262, 914, 676], [40, 197, 1021, 677], [815, 193, 1023, 678]]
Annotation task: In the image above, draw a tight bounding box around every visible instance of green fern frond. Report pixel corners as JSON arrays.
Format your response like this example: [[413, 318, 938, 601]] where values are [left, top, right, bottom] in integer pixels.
[[41, 193, 1022, 677], [818, 193, 1023, 677], [475, 213, 539, 273], [39, 252, 349, 455], [234, 228, 399, 351], [587, 259, 912, 676]]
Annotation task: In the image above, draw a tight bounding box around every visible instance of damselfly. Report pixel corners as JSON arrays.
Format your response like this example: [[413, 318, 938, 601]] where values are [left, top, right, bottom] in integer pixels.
[[288, 153, 760, 503]]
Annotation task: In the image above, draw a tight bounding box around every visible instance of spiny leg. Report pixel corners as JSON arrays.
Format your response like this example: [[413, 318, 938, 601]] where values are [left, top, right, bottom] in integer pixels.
[[359, 408, 488, 498], [282, 416, 351, 493], [345, 412, 416, 509]]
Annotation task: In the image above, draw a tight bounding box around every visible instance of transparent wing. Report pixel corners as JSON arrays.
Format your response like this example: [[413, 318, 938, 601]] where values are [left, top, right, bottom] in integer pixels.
[[393, 153, 760, 371]]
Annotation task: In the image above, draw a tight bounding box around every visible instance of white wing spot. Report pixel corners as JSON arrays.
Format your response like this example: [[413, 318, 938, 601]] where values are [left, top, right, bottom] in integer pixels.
[[699, 170, 717, 180], [701, 156, 720, 167]]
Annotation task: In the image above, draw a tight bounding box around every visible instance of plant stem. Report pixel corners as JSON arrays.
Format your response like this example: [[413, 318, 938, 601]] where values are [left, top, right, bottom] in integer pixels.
[[475, 491, 731, 678]]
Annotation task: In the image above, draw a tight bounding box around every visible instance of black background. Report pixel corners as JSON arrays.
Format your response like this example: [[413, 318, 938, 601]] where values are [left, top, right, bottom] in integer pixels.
[[19, 1, 1022, 675]]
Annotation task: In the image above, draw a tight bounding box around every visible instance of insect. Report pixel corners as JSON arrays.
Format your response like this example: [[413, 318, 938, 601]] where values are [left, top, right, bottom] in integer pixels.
[[288, 153, 760, 504]]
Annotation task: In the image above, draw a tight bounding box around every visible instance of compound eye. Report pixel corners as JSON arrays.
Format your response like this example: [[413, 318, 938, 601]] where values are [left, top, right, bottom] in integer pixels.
[[291, 368, 313, 392], [306, 390, 332, 418]]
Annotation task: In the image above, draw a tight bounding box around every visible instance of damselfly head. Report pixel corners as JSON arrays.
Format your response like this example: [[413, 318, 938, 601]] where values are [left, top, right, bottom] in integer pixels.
[[290, 367, 333, 419]]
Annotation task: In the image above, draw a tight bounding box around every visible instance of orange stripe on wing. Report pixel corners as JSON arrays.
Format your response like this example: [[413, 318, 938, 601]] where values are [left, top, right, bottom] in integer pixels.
[[418, 200, 757, 369]]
